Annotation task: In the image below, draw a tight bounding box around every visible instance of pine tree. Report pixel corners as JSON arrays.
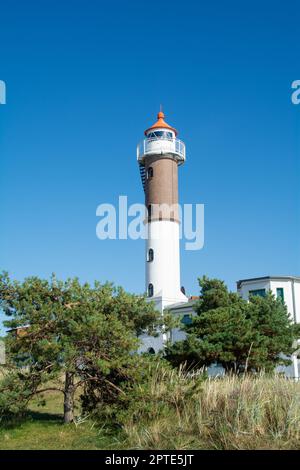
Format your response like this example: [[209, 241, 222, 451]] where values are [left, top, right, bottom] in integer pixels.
[[0, 272, 160, 423]]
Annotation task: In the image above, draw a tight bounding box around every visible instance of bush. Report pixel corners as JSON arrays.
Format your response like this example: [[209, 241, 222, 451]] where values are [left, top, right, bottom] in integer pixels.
[[117, 359, 204, 426]]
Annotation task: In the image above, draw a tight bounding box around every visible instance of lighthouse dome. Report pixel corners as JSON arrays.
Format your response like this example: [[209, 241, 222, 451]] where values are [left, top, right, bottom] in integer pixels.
[[144, 111, 178, 137]]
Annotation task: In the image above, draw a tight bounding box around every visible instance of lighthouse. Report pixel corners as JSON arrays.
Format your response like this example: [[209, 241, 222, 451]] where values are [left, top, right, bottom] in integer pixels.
[[137, 110, 188, 315]]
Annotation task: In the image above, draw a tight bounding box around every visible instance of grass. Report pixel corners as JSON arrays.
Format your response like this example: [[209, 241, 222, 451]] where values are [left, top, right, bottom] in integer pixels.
[[0, 389, 124, 450], [1, 366, 300, 450], [122, 365, 300, 450]]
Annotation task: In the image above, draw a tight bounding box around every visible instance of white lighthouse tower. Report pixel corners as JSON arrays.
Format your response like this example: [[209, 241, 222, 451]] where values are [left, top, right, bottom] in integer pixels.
[[137, 110, 188, 318]]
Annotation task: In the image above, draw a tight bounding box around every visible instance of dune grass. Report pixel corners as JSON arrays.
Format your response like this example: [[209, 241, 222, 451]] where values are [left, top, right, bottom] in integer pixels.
[[122, 366, 300, 450]]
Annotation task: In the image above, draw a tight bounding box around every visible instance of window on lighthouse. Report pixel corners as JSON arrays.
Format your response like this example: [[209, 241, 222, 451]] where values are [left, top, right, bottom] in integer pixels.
[[147, 131, 173, 139], [148, 283, 154, 297], [148, 248, 154, 262], [147, 167, 153, 179]]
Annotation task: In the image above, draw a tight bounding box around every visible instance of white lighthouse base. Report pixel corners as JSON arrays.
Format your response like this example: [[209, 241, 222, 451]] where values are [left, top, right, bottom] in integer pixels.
[[145, 220, 188, 302], [138, 332, 166, 354], [149, 294, 188, 314], [140, 219, 188, 353], [138, 295, 188, 354]]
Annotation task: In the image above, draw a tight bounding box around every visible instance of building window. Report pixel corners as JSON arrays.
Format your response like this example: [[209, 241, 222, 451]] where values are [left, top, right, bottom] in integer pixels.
[[147, 167, 153, 179], [148, 204, 152, 220], [249, 289, 266, 298], [148, 248, 154, 262], [148, 283, 154, 297], [276, 287, 284, 302], [181, 314, 192, 325]]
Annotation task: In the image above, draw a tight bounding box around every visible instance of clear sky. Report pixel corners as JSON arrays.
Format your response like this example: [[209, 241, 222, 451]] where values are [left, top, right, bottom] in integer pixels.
[[0, 0, 299, 324]]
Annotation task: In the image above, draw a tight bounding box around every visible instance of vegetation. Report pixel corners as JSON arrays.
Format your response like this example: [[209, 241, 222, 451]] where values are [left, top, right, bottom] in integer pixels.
[[0, 363, 300, 450], [122, 363, 300, 450], [0, 272, 299, 450], [165, 276, 300, 373], [0, 387, 117, 450], [0, 272, 160, 423]]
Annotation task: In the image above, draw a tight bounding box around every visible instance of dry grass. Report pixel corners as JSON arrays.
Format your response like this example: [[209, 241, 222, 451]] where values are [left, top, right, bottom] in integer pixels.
[[123, 365, 300, 450]]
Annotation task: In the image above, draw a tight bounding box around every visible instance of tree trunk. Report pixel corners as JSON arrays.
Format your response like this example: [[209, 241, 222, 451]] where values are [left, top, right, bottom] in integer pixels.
[[64, 371, 74, 424]]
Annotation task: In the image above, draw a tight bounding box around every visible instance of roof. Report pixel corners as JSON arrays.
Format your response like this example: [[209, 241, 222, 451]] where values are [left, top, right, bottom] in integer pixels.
[[7, 325, 30, 332], [165, 299, 198, 312], [237, 275, 300, 289], [144, 110, 178, 136]]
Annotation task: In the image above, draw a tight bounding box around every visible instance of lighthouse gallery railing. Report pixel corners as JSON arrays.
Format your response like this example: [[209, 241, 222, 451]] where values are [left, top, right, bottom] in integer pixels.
[[137, 137, 186, 164]]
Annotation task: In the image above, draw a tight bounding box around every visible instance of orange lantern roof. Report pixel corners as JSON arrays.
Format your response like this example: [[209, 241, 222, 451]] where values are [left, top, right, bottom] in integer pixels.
[[144, 110, 178, 136]]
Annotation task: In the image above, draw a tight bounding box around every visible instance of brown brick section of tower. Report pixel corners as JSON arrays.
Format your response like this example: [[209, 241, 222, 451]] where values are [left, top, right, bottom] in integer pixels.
[[145, 155, 180, 223]]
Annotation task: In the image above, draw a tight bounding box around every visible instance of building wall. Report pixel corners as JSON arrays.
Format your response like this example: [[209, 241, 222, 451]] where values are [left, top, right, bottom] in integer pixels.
[[269, 279, 294, 320], [138, 332, 165, 354], [169, 303, 196, 343], [238, 278, 300, 324], [293, 281, 300, 323], [238, 277, 300, 380], [237, 280, 271, 300]]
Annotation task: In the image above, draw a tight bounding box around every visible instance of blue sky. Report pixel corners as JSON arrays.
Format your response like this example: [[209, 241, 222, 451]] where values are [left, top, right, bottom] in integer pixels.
[[0, 0, 299, 324]]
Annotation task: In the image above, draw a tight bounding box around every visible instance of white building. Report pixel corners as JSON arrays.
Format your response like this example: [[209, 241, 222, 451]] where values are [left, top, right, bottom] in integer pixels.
[[236, 276, 300, 324], [237, 276, 300, 379]]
